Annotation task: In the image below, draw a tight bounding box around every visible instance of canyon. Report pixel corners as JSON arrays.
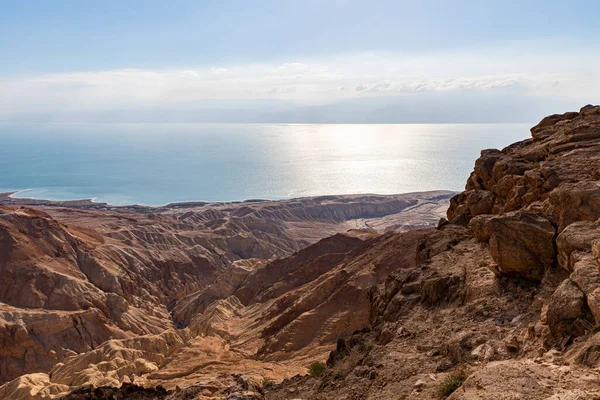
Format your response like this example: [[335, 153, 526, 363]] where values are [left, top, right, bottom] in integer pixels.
[[2, 105, 600, 399], [0, 192, 450, 399]]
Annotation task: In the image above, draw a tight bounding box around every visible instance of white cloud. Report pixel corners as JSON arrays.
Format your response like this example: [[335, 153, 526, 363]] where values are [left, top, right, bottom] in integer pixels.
[[0, 42, 597, 120], [351, 76, 525, 93]]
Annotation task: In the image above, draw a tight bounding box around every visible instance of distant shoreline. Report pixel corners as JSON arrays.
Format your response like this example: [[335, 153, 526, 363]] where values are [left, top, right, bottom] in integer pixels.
[[0, 123, 526, 209], [0, 190, 456, 211]]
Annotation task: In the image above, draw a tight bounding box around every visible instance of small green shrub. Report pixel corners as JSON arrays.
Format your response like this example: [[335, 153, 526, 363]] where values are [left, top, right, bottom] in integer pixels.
[[437, 370, 467, 398], [308, 361, 326, 377]]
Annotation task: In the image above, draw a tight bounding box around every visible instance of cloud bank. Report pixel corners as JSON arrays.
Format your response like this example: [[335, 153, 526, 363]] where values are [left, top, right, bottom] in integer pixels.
[[1, 44, 598, 123]]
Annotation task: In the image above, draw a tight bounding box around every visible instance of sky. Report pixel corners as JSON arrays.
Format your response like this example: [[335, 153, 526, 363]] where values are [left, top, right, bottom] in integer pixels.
[[0, 0, 598, 123]]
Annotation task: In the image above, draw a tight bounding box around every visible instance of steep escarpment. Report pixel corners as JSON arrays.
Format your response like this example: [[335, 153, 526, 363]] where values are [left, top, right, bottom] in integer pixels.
[[446, 105, 600, 347], [266, 105, 600, 400]]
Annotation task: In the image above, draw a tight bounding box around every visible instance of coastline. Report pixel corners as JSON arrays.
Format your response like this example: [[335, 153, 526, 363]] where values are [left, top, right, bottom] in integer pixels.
[[0, 189, 457, 211], [0, 190, 110, 208]]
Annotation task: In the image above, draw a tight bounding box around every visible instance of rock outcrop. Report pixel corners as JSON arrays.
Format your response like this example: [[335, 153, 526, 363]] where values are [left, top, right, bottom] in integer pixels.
[[469, 210, 556, 281], [265, 106, 600, 400], [448, 105, 600, 341]]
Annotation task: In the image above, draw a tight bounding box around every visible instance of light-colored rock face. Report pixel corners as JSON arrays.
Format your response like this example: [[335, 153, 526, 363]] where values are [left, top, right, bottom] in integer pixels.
[[0, 192, 450, 397], [556, 221, 600, 271], [0, 373, 69, 400]]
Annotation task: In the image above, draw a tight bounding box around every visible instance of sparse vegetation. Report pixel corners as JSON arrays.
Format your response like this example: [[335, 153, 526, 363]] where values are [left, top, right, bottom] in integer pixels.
[[437, 370, 467, 399], [308, 361, 326, 377]]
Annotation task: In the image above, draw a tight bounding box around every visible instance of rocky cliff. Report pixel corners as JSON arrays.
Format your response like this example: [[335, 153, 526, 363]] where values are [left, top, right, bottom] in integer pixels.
[[265, 105, 600, 399]]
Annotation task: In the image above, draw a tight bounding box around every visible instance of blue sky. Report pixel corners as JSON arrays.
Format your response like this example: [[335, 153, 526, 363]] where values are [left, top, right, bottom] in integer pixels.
[[0, 0, 598, 122]]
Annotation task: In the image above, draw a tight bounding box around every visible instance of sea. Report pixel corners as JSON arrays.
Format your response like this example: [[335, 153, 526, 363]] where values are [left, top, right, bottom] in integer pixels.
[[0, 123, 531, 206]]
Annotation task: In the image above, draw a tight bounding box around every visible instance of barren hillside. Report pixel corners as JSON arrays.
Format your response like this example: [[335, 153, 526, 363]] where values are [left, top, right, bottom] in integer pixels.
[[0, 192, 449, 399]]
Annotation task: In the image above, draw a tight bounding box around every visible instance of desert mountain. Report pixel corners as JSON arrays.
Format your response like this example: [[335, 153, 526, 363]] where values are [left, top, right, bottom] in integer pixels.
[[0, 192, 450, 399]]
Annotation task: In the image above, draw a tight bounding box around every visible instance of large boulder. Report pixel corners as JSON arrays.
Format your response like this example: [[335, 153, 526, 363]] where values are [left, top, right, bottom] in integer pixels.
[[556, 221, 600, 271], [570, 256, 600, 324], [547, 182, 600, 232], [450, 105, 600, 227], [469, 211, 556, 281], [447, 190, 496, 223], [546, 279, 593, 340]]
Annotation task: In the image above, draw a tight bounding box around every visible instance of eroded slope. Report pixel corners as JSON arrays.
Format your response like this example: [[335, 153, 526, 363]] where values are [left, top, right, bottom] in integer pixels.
[[0, 192, 450, 398]]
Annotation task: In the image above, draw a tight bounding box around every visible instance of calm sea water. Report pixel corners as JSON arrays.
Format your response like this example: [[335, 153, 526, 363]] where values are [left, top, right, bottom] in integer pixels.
[[0, 123, 531, 206]]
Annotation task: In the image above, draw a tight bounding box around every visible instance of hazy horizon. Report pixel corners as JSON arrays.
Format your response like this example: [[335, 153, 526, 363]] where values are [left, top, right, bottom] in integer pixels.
[[1, 1, 598, 123]]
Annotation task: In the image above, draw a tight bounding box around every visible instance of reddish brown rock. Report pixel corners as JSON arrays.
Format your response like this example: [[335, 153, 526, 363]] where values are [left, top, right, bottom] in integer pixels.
[[556, 221, 600, 271], [449, 105, 600, 227], [0, 193, 451, 386], [546, 279, 593, 340], [469, 211, 555, 281]]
